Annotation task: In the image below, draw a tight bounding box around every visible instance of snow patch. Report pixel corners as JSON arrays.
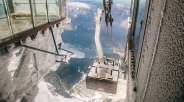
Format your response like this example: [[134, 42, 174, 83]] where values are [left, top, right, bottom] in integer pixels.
[[65, 18, 72, 24], [62, 43, 85, 59], [7, 47, 25, 78], [35, 80, 84, 102], [80, 72, 86, 81], [113, 49, 125, 58], [68, 2, 91, 9], [120, 17, 130, 30], [115, 3, 126, 9]]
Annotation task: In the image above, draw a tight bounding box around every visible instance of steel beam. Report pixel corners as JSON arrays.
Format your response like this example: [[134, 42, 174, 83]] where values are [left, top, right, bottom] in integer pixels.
[[21, 44, 66, 57], [49, 27, 59, 54]]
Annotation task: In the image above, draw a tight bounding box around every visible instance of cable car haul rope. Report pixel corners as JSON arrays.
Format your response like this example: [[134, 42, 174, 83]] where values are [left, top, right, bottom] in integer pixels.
[[103, 0, 114, 56]]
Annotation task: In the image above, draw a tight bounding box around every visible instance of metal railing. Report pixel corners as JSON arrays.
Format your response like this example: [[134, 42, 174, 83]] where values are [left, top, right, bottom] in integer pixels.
[[0, 0, 66, 41]]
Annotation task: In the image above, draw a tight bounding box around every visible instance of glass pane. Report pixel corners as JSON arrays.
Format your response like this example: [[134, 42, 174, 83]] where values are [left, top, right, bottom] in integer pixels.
[[9, 0, 33, 33], [31, 0, 48, 26], [48, 0, 59, 22], [12, 0, 29, 3], [133, 0, 147, 55], [0, 1, 12, 40], [59, 0, 66, 18], [0, 0, 6, 17]]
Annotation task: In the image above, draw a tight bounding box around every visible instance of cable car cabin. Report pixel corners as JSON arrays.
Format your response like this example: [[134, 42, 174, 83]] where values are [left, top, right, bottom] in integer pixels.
[[86, 58, 120, 94]]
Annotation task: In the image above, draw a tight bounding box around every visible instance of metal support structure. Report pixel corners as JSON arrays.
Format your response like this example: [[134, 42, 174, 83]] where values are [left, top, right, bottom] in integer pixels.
[[0, 17, 65, 48], [49, 27, 59, 54], [0, 0, 67, 48], [14, 55, 26, 77], [21, 44, 66, 57], [59, 47, 74, 54], [131, 0, 139, 37], [3, 0, 14, 35], [29, 0, 35, 28], [46, 0, 49, 22]]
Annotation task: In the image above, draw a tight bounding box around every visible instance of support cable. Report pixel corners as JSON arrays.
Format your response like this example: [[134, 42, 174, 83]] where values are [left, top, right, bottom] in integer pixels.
[[21, 44, 66, 57], [110, 25, 113, 57], [107, 26, 112, 58]]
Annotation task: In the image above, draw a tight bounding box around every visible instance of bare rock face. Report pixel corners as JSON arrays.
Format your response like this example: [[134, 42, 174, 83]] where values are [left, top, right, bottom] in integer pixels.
[[0, 23, 65, 102], [44, 71, 71, 98], [0, 54, 16, 102]]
